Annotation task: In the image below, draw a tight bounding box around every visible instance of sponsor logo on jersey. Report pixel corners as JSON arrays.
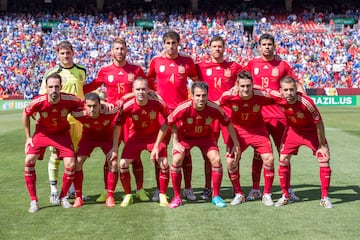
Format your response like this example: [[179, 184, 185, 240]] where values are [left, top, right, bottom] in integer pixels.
[[118, 71, 124, 75], [103, 120, 110, 126], [159, 65, 165, 73], [108, 75, 114, 83], [254, 67, 259, 75], [186, 118, 193, 124], [84, 123, 90, 128]]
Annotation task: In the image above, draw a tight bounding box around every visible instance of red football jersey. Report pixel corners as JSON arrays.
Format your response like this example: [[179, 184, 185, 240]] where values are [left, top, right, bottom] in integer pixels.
[[117, 97, 169, 137], [219, 89, 274, 129], [84, 62, 148, 104], [245, 57, 298, 118], [72, 103, 119, 140], [272, 92, 322, 132], [24, 93, 83, 134], [196, 60, 243, 101], [148, 55, 197, 110], [167, 99, 230, 139]]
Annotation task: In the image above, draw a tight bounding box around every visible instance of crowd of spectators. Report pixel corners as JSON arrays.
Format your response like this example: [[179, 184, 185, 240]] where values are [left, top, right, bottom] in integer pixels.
[[1, 4, 360, 99]]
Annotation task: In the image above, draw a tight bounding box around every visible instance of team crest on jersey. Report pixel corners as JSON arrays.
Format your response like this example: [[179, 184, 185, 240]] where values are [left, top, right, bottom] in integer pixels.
[[296, 111, 304, 119], [271, 67, 279, 77], [132, 115, 139, 121], [61, 109, 68, 117], [149, 110, 156, 120], [41, 112, 48, 118], [232, 105, 239, 112], [224, 68, 231, 77], [84, 123, 90, 128], [103, 120, 110, 126], [178, 65, 185, 74], [253, 104, 260, 112], [159, 65, 165, 73], [206, 69, 212, 76], [254, 68, 259, 75], [205, 116, 213, 125], [128, 73, 134, 81], [78, 73, 84, 82], [187, 118, 193, 124], [108, 75, 114, 83]]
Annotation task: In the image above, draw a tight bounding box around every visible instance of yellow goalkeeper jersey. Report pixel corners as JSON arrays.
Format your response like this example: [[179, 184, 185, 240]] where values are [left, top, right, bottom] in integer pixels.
[[40, 64, 86, 99]]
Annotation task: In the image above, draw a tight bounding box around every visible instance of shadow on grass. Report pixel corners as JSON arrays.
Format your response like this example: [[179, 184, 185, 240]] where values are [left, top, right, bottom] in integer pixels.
[[78, 184, 359, 207]]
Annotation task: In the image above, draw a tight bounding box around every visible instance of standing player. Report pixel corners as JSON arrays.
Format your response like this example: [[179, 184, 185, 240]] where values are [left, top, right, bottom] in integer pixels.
[[148, 30, 198, 202], [39, 40, 86, 203], [109, 78, 170, 207], [219, 71, 275, 206], [23, 73, 83, 213], [244, 33, 303, 201], [196, 36, 243, 200], [84, 38, 149, 203], [71, 93, 121, 208], [152, 81, 240, 209], [269, 76, 332, 208]]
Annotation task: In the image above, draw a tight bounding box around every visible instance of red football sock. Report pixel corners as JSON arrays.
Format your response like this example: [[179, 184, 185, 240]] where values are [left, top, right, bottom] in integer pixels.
[[120, 169, 131, 194], [170, 165, 182, 198], [228, 167, 243, 194], [159, 166, 169, 194], [74, 170, 83, 198], [320, 167, 332, 198], [59, 167, 75, 199], [263, 167, 274, 194], [183, 153, 192, 189], [278, 165, 290, 198], [132, 159, 144, 190], [251, 154, 263, 189], [107, 171, 118, 198], [24, 163, 37, 201], [212, 166, 223, 197]]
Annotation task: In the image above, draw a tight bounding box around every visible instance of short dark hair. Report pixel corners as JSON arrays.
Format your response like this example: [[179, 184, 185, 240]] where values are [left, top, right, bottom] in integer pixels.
[[237, 71, 253, 82], [280, 76, 296, 86], [209, 36, 225, 46], [85, 92, 101, 103], [45, 73, 62, 85], [191, 81, 208, 95], [259, 33, 275, 45], [56, 40, 73, 52], [163, 30, 180, 43]]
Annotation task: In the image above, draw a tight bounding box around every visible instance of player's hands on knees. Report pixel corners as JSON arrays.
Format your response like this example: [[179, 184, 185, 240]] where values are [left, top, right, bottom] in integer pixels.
[[231, 145, 241, 161], [24, 137, 34, 153], [316, 145, 330, 161], [150, 147, 159, 163], [107, 147, 118, 162], [172, 141, 185, 154]]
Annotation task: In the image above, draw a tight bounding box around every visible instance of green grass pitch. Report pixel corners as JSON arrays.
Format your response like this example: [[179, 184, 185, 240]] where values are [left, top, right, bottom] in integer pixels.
[[0, 106, 359, 240]]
